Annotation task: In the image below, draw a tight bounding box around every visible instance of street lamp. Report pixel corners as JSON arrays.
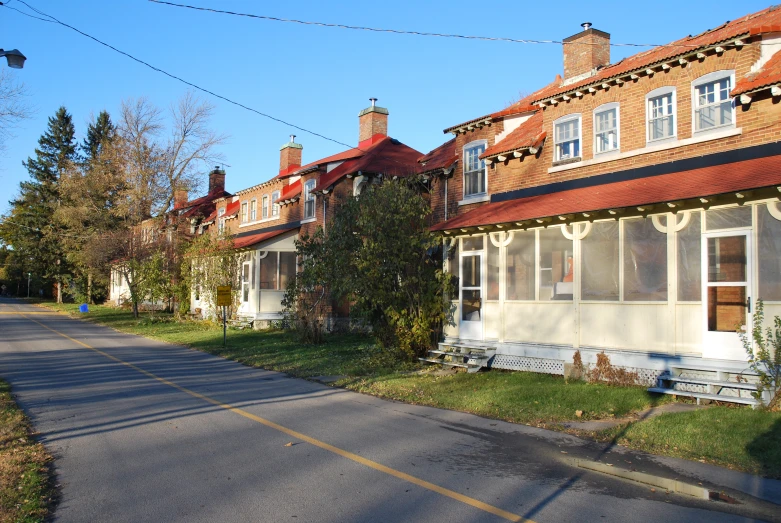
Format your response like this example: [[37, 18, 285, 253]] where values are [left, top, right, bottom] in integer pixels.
[[0, 49, 26, 69]]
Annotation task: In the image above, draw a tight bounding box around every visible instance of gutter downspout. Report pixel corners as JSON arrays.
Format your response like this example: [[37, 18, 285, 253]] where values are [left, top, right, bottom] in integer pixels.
[[444, 174, 448, 221]]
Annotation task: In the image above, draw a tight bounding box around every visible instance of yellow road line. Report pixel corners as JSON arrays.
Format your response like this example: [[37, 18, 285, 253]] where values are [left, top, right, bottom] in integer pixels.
[[20, 314, 531, 523]]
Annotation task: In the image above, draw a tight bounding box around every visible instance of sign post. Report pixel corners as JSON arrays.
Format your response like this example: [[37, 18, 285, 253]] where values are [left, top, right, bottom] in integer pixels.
[[216, 285, 232, 348]]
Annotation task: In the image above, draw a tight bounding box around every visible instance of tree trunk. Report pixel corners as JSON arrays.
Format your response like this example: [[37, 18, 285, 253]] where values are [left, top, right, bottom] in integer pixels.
[[87, 272, 93, 304], [132, 300, 139, 319], [57, 281, 63, 304]]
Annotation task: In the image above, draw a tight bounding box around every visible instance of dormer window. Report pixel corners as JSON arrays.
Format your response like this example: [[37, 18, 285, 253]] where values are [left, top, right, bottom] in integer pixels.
[[241, 202, 248, 223], [271, 190, 280, 216], [463, 140, 487, 197], [693, 70, 735, 133], [554, 114, 581, 162], [647, 87, 676, 142], [594, 103, 619, 154], [304, 179, 316, 219]]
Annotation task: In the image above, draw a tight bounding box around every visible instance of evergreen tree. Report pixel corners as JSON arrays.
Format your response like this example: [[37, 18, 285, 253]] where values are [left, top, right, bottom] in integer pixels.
[[0, 106, 77, 300], [81, 110, 115, 163]]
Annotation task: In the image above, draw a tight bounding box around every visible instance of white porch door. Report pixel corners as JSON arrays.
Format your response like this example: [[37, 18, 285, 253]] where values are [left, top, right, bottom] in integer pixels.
[[702, 231, 752, 360], [460, 251, 483, 341]]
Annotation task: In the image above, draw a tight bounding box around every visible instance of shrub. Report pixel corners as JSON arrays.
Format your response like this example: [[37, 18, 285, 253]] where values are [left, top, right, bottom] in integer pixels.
[[739, 300, 781, 409], [586, 351, 640, 387]]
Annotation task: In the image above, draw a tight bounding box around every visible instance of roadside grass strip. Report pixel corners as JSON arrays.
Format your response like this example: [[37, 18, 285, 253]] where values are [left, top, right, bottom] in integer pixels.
[[0, 379, 53, 523], [21, 313, 533, 523], [41, 302, 781, 477]]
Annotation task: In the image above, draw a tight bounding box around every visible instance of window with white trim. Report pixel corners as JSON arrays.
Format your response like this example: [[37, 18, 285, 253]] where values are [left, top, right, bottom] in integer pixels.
[[693, 70, 735, 133], [262, 195, 269, 219], [594, 104, 619, 154], [463, 141, 487, 197], [647, 87, 676, 142], [554, 114, 581, 162], [217, 207, 225, 233], [250, 199, 257, 221], [241, 201, 248, 223], [271, 190, 280, 216], [241, 261, 251, 303], [304, 179, 316, 219]]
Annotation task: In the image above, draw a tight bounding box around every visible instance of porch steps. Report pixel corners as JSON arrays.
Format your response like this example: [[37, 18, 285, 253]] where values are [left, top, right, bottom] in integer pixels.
[[648, 365, 763, 407], [419, 344, 493, 373]]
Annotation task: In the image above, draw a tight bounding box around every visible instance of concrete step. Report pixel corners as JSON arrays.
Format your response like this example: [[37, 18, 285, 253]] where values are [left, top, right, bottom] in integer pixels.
[[661, 375, 759, 390], [418, 357, 470, 369], [647, 387, 761, 406], [429, 349, 488, 359]]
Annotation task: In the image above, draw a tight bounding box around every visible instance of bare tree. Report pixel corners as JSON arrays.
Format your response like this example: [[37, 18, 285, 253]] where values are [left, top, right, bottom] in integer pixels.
[[0, 68, 33, 155]]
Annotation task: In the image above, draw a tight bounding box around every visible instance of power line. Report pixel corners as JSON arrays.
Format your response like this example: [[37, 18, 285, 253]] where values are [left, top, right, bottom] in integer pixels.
[[8, 0, 360, 153], [148, 0, 727, 49]]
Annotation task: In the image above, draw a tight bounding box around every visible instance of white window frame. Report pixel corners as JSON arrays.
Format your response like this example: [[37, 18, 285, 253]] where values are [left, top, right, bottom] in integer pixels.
[[241, 201, 248, 223], [593, 103, 620, 155], [462, 140, 488, 199], [271, 190, 280, 217], [646, 86, 677, 143], [692, 70, 736, 135], [249, 199, 257, 221], [241, 260, 251, 303], [262, 195, 269, 219], [553, 114, 582, 162], [304, 179, 316, 219]]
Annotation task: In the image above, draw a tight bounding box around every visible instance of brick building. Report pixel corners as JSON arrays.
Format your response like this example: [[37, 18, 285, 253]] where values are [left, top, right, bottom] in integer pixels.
[[193, 100, 423, 325], [422, 6, 781, 404]]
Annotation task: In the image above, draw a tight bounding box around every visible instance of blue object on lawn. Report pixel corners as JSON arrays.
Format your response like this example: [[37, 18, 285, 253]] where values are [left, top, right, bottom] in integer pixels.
[[79, 304, 89, 313]]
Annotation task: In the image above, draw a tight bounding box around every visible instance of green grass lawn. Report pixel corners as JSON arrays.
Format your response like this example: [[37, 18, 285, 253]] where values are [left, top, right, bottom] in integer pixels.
[[35, 301, 781, 477], [0, 379, 53, 523]]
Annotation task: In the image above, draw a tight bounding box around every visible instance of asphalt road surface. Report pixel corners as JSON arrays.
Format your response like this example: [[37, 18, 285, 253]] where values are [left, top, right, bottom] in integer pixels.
[[0, 297, 777, 522]]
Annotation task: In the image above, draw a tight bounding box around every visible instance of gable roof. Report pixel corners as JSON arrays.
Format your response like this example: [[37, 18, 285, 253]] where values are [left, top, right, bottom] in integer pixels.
[[312, 136, 423, 193], [233, 226, 298, 250], [481, 112, 546, 160], [418, 138, 458, 175], [532, 6, 781, 104], [732, 49, 781, 96]]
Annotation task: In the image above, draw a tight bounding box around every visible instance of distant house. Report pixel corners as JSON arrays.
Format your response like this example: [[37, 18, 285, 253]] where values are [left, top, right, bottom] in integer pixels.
[[422, 6, 781, 404], [194, 99, 423, 327]]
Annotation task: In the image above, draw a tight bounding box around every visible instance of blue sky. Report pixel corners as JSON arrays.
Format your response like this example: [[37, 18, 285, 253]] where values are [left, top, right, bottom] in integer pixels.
[[0, 0, 771, 215]]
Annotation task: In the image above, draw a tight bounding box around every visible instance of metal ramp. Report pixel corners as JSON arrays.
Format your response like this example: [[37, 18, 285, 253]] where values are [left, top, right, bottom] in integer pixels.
[[419, 342, 494, 373], [648, 364, 765, 408]]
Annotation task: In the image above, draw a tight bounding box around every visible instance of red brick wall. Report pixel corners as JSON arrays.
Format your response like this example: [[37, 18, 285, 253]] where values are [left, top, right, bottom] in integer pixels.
[[359, 111, 388, 143]]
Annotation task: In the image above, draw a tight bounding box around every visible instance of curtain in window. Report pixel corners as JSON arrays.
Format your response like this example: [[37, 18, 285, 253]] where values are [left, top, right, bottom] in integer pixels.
[[623, 218, 667, 301], [506, 230, 534, 300], [581, 221, 619, 300], [677, 212, 701, 301]]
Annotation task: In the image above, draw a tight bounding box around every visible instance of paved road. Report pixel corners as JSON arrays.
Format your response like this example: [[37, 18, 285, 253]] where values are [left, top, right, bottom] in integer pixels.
[[0, 297, 776, 522]]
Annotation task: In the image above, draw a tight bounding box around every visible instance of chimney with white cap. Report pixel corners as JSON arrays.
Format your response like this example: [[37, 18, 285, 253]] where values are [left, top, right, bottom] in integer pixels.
[[562, 22, 610, 82], [279, 134, 303, 176], [358, 97, 388, 147]]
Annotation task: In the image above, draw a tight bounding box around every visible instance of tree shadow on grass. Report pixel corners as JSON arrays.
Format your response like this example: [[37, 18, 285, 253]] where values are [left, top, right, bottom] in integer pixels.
[[746, 415, 781, 479]]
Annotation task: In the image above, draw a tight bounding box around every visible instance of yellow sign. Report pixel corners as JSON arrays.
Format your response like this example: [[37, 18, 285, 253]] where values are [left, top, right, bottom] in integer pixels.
[[216, 286, 232, 307]]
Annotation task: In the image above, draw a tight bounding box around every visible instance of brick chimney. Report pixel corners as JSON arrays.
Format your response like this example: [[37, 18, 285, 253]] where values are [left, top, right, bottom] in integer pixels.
[[563, 23, 610, 82], [174, 189, 189, 210], [279, 135, 303, 176], [358, 98, 388, 147], [208, 166, 226, 194]]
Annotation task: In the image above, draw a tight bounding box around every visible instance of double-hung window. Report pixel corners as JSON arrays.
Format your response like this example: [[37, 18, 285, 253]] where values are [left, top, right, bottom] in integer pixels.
[[249, 199, 257, 221], [647, 87, 676, 142], [594, 103, 619, 154], [271, 190, 280, 217], [554, 115, 581, 162], [262, 195, 269, 219], [241, 202, 248, 223], [693, 71, 734, 133], [463, 141, 487, 197], [304, 180, 316, 219], [217, 207, 225, 233]]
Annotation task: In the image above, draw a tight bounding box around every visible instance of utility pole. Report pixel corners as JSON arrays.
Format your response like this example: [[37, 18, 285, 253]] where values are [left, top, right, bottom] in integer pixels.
[[27, 272, 31, 298]]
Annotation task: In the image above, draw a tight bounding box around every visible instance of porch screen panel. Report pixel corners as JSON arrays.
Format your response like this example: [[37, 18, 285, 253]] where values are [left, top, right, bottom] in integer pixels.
[[250, 252, 256, 290], [623, 217, 667, 301], [581, 221, 619, 300], [677, 212, 701, 301], [487, 239, 499, 300], [539, 227, 573, 300], [505, 231, 534, 300], [259, 253, 279, 290], [705, 206, 751, 230], [446, 240, 460, 290], [758, 203, 781, 300], [279, 252, 297, 290]]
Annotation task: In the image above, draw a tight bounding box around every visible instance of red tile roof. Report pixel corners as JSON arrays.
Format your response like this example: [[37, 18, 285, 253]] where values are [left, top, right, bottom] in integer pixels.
[[277, 147, 365, 179], [732, 49, 781, 96], [481, 112, 545, 159], [312, 136, 422, 193], [279, 179, 302, 201], [224, 199, 240, 218], [179, 188, 232, 220], [431, 153, 781, 231], [532, 6, 781, 103], [418, 138, 457, 174], [442, 89, 553, 133], [233, 227, 298, 250]]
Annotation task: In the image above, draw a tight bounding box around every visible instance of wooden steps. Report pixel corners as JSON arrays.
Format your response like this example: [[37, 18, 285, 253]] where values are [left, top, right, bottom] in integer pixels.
[[419, 343, 493, 373], [649, 365, 764, 407]]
